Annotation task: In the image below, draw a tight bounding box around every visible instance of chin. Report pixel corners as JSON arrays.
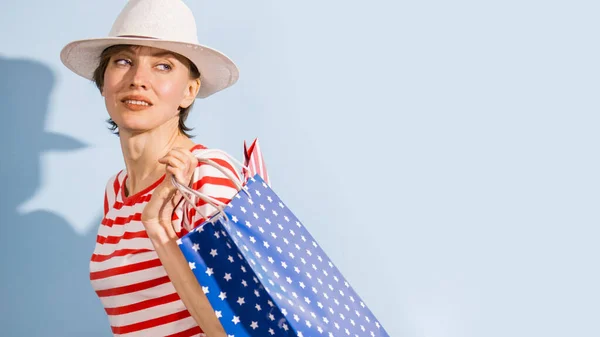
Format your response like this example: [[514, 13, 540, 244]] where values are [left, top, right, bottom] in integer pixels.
[[113, 116, 158, 134], [110, 107, 176, 134]]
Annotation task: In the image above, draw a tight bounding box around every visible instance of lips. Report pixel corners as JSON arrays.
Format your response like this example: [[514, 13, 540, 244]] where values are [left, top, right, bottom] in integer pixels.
[[120, 94, 153, 110]]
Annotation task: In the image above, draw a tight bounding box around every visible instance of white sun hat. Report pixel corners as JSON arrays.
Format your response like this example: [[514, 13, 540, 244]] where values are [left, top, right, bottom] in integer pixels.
[[60, 0, 239, 99]]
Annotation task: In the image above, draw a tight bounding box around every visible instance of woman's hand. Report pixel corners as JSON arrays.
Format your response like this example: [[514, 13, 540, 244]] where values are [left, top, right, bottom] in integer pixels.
[[139, 147, 228, 336], [141, 147, 198, 238]]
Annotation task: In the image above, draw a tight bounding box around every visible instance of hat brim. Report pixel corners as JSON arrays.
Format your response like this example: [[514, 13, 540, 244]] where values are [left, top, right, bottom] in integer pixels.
[[60, 37, 239, 99]]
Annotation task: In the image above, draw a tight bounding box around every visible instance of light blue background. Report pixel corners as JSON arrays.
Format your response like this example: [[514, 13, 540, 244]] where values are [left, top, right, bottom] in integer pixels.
[[1, 0, 598, 336]]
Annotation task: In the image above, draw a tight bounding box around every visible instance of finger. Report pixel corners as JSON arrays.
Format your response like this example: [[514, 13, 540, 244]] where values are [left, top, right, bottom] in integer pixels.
[[166, 164, 187, 184], [162, 149, 192, 174], [185, 150, 199, 170], [170, 148, 198, 174], [168, 148, 198, 180], [160, 155, 186, 172]]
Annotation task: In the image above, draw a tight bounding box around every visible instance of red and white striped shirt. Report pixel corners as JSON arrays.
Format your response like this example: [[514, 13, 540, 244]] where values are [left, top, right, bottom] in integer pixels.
[[90, 144, 240, 337]]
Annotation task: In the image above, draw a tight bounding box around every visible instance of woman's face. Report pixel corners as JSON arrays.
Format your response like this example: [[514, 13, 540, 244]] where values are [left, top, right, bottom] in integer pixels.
[[102, 45, 200, 134]]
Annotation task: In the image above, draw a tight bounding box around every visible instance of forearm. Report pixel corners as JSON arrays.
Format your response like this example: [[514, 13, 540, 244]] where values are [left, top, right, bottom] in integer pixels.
[[147, 227, 226, 337]]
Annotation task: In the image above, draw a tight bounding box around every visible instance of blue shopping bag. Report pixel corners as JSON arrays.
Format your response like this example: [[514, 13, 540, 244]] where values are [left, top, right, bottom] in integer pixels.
[[176, 152, 389, 337]]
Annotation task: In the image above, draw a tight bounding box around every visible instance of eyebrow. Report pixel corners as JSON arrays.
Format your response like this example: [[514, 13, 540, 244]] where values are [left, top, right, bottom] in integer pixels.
[[150, 51, 178, 59], [118, 47, 178, 59]]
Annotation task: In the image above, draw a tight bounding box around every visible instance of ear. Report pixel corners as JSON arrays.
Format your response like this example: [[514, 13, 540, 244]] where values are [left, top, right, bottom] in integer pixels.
[[180, 78, 201, 109]]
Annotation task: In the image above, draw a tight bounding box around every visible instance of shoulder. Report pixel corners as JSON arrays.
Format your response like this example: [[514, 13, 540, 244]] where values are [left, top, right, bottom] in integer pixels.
[[189, 146, 241, 183], [187, 145, 242, 198], [102, 170, 125, 215], [104, 170, 124, 195], [180, 145, 242, 230]]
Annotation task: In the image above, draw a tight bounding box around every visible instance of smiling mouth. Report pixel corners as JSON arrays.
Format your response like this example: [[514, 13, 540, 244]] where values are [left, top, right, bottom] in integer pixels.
[[122, 99, 151, 106], [121, 99, 153, 111]]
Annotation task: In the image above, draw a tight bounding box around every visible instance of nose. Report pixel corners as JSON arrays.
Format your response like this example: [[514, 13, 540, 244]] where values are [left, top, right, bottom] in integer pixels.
[[129, 63, 150, 90]]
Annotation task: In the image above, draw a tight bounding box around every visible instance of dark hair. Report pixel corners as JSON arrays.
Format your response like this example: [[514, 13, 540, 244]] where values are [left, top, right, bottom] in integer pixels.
[[92, 44, 200, 137]]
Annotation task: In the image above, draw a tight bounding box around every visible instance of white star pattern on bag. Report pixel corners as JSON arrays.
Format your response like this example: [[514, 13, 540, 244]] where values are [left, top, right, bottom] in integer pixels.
[[178, 175, 388, 337]]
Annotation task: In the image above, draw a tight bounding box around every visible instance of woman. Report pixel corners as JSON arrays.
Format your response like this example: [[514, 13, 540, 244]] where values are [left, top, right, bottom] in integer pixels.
[[60, 1, 241, 336]]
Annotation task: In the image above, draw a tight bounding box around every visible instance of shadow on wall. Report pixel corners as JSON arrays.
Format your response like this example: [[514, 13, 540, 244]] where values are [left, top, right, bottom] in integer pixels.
[[0, 56, 110, 336]]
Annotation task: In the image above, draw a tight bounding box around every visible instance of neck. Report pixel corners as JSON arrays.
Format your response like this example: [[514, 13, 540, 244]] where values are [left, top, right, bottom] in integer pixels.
[[118, 118, 195, 197]]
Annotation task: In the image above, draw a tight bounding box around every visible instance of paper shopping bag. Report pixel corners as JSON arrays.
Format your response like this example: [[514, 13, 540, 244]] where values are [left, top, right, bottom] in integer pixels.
[[243, 138, 270, 186], [176, 152, 389, 337]]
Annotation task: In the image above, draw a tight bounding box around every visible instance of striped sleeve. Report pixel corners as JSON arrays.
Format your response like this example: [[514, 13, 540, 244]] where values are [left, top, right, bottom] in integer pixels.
[[179, 150, 241, 235], [104, 172, 121, 217]]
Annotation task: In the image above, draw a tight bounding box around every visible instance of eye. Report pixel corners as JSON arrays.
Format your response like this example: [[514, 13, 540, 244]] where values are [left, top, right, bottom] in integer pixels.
[[114, 58, 131, 66], [156, 63, 172, 71]]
